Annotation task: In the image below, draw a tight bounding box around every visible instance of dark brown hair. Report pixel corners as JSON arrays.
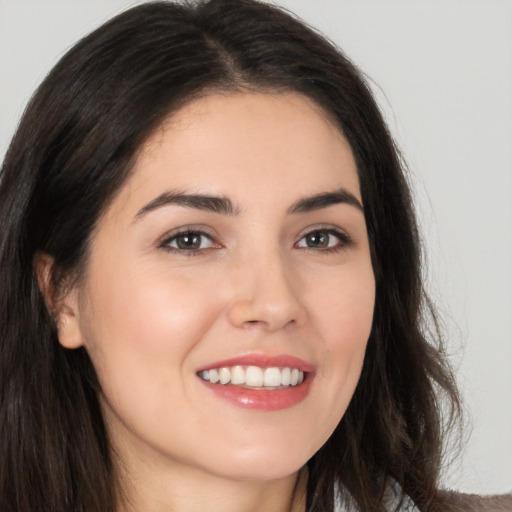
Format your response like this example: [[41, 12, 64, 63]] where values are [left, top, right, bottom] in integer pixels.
[[0, 1, 461, 511]]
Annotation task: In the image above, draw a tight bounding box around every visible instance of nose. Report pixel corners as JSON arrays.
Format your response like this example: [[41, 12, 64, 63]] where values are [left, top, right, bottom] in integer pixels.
[[226, 253, 307, 332]]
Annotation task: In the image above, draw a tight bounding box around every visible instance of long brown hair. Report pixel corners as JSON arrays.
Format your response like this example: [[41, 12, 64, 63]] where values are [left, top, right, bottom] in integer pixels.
[[0, 1, 461, 511]]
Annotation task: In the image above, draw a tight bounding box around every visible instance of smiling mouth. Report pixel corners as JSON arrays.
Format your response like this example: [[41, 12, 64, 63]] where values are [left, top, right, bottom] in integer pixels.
[[198, 366, 305, 389]]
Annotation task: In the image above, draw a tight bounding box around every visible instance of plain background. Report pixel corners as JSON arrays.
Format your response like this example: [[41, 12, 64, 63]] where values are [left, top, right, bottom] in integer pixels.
[[1, 0, 511, 496]]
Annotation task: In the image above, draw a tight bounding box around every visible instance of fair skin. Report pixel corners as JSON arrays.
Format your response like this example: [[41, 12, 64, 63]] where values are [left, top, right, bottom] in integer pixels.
[[44, 92, 375, 512]]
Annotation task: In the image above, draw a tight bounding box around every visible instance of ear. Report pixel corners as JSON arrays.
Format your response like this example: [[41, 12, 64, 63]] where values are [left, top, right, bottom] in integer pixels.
[[34, 252, 84, 349]]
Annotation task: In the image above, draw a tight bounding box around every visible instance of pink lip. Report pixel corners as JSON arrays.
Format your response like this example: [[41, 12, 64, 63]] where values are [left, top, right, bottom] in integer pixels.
[[196, 353, 315, 373], [196, 353, 315, 411]]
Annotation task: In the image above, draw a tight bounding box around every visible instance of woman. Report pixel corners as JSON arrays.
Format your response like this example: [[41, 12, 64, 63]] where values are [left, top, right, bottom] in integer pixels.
[[0, 0, 477, 510]]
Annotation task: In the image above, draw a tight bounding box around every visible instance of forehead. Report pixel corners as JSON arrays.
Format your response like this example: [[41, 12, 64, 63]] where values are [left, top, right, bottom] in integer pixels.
[[115, 92, 361, 217]]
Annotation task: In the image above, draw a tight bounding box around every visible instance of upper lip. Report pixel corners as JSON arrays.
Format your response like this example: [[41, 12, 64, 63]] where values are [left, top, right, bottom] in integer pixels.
[[196, 353, 315, 373]]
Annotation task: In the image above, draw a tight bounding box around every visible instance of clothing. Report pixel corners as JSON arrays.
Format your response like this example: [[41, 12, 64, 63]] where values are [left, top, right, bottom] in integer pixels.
[[336, 496, 420, 511], [296, 467, 421, 511], [335, 481, 421, 512]]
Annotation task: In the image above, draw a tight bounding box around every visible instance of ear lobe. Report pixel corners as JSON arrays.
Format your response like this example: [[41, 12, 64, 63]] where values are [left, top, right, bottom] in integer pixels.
[[34, 252, 85, 349], [55, 294, 84, 349]]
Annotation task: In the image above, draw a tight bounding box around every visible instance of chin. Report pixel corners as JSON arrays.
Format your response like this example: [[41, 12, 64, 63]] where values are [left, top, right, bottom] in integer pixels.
[[198, 444, 310, 482]]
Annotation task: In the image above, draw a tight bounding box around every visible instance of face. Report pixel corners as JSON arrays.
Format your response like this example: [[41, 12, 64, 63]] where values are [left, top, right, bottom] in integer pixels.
[[59, 92, 375, 483]]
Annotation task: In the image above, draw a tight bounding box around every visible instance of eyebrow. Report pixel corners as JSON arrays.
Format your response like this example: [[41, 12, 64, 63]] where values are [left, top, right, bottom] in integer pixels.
[[135, 190, 239, 220], [134, 187, 363, 221], [287, 189, 363, 214]]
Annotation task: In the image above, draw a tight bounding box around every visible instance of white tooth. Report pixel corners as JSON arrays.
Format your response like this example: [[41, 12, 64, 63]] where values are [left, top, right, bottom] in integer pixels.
[[200, 370, 210, 381], [263, 367, 282, 387], [245, 366, 264, 387], [298, 371, 304, 384], [209, 368, 220, 384], [219, 367, 231, 385], [231, 366, 245, 385], [290, 368, 299, 386], [281, 367, 291, 386]]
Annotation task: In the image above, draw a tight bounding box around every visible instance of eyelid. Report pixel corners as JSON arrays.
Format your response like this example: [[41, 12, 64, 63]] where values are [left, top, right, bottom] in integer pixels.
[[295, 225, 353, 250], [156, 223, 353, 255], [157, 225, 221, 254]]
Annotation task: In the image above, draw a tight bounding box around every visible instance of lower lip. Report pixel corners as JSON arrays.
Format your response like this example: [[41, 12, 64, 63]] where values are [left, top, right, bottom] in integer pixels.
[[200, 376, 313, 411]]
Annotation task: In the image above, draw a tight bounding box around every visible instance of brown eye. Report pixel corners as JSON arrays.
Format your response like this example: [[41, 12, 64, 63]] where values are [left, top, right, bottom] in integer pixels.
[[304, 231, 329, 248], [175, 233, 202, 250], [164, 231, 215, 251], [296, 229, 349, 250]]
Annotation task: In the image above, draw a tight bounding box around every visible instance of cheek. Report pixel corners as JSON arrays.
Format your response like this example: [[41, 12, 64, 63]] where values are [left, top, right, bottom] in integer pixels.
[[305, 263, 375, 425], [312, 261, 375, 353], [78, 265, 231, 462], [79, 265, 223, 399]]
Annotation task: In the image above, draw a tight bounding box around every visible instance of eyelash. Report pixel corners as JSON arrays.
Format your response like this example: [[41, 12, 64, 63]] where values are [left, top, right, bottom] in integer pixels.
[[295, 226, 353, 252], [159, 226, 353, 257], [159, 228, 218, 256]]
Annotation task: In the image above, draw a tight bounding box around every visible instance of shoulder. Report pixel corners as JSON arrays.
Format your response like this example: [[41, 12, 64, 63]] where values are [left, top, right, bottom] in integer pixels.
[[440, 491, 512, 512]]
